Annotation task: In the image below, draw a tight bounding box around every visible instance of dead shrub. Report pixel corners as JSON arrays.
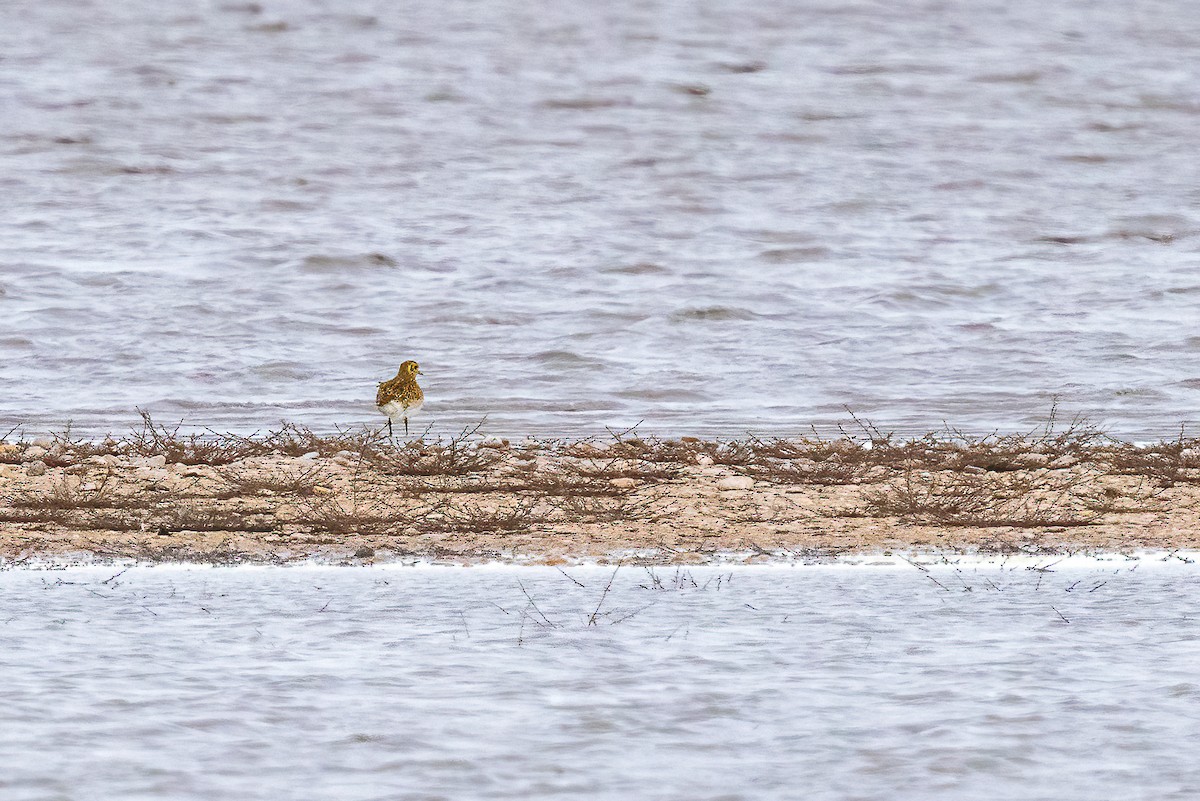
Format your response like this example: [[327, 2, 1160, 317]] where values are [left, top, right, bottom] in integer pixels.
[[808, 403, 1108, 476], [373, 429, 501, 477], [11, 470, 142, 511], [1100, 435, 1200, 488], [42, 424, 125, 466], [718, 434, 880, 485], [740, 455, 873, 486], [560, 428, 712, 467], [161, 504, 276, 533], [405, 475, 520, 494], [134, 542, 262, 565], [861, 465, 1106, 527], [439, 498, 546, 534], [74, 511, 146, 532], [564, 457, 681, 483], [502, 469, 634, 497], [215, 463, 326, 497], [94, 536, 278, 566], [626, 438, 705, 464], [293, 492, 407, 536], [554, 492, 670, 523], [127, 410, 261, 465], [0, 507, 72, 525], [259, 422, 386, 459]]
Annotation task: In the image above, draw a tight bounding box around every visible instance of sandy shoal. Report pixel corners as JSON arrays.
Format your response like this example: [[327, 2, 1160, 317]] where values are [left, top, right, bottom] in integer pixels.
[[1, 437, 1197, 565]]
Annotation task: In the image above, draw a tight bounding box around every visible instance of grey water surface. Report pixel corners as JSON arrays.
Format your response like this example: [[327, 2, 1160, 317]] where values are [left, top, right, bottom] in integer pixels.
[[3, 0, 1200, 437], [1, 563, 1198, 800]]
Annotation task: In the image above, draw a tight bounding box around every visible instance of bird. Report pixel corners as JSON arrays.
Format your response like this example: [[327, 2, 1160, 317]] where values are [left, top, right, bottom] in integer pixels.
[[376, 360, 424, 438]]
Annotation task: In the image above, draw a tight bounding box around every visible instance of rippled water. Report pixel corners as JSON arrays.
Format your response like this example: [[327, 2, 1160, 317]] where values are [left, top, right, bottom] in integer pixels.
[[3, 0, 1200, 437], [1, 562, 1198, 800]]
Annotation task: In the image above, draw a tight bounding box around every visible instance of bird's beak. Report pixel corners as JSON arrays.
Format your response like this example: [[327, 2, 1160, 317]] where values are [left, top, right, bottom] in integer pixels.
[[417, 370, 424, 375]]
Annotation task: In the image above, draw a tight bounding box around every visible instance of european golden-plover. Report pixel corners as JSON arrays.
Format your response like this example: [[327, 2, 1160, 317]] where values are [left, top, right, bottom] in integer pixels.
[[376, 360, 424, 438]]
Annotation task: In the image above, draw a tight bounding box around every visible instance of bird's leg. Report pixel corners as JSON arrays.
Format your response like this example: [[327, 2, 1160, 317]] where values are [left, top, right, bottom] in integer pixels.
[[387, 418, 394, 441], [404, 416, 409, 436]]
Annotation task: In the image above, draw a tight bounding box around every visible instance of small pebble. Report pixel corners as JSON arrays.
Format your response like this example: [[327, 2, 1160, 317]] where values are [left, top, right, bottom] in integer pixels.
[[717, 475, 754, 490], [1014, 453, 1049, 468], [26, 460, 48, 476], [354, 546, 375, 559], [299, 451, 320, 460], [695, 455, 715, 467], [148, 455, 167, 468], [24, 446, 47, 460], [31, 438, 52, 449], [610, 477, 637, 489]]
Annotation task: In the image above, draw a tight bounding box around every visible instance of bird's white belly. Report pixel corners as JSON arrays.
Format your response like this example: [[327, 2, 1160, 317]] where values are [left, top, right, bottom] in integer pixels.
[[379, 399, 423, 418]]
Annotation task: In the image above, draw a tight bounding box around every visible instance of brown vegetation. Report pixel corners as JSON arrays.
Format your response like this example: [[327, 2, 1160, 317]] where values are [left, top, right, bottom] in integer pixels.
[[1, 409, 1199, 563]]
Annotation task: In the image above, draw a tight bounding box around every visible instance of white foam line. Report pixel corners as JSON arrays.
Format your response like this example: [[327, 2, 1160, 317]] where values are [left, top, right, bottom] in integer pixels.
[[2, 549, 1199, 572]]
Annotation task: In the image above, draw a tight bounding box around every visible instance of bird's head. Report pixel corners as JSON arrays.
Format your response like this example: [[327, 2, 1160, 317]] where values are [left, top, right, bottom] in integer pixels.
[[400, 360, 423, 376]]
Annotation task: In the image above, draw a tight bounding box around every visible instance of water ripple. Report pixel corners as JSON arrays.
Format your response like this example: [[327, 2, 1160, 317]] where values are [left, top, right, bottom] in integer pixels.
[[1, 0, 1199, 438]]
